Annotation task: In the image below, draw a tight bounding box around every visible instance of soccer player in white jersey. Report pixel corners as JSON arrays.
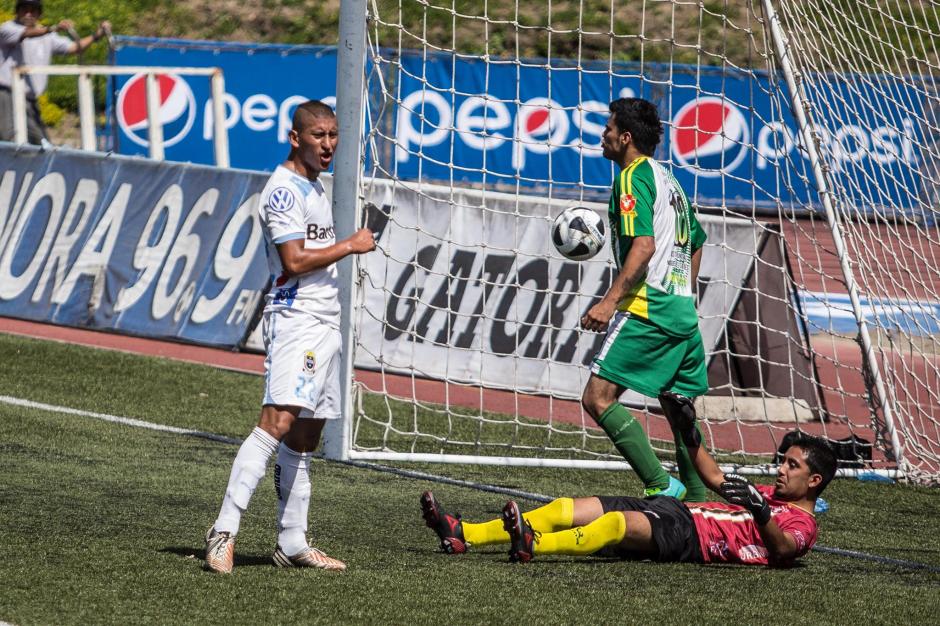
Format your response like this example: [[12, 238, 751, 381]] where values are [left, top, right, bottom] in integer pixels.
[[204, 100, 375, 574]]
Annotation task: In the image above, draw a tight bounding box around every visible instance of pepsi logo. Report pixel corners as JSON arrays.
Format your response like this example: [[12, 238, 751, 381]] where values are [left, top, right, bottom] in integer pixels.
[[670, 97, 749, 177], [116, 73, 196, 148], [525, 108, 550, 137], [516, 98, 569, 145]]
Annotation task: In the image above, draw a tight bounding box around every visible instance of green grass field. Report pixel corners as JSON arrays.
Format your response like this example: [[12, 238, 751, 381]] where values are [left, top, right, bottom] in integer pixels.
[[1, 333, 938, 625]]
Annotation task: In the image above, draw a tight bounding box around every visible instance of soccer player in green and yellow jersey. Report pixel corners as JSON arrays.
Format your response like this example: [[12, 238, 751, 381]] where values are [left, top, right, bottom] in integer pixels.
[[580, 97, 709, 501]]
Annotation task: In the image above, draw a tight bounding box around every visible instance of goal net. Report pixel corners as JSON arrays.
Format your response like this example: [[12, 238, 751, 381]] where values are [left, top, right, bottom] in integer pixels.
[[335, 0, 940, 484]]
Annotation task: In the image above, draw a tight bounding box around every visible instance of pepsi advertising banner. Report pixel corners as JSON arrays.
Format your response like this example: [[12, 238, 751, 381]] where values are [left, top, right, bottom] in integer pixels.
[[111, 37, 337, 170], [0, 144, 270, 347], [110, 38, 927, 217], [393, 53, 927, 215]]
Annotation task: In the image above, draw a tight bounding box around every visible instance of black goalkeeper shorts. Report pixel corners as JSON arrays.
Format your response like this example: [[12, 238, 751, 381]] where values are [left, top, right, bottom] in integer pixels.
[[596, 495, 704, 564]]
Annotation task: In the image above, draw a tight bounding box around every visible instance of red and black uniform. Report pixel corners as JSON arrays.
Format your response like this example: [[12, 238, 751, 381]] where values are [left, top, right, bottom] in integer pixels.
[[687, 485, 817, 565], [598, 485, 817, 566]]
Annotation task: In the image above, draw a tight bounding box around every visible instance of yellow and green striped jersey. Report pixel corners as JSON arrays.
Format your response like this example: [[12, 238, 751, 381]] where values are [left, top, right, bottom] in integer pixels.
[[607, 156, 706, 337]]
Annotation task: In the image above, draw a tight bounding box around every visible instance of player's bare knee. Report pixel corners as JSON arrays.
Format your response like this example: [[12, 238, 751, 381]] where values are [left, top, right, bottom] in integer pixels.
[[283, 419, 325, 452], [582, 377, 621, 420], [619, 511, 655, 551], [571, 496, 605, 526], [581, 389, 607, 420], [580, 392, 598, 419], [258, 406, 298, 440]]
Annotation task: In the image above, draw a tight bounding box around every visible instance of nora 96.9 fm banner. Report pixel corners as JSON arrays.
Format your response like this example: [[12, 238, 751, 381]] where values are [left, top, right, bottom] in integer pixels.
[[0, 144, 270, 347]]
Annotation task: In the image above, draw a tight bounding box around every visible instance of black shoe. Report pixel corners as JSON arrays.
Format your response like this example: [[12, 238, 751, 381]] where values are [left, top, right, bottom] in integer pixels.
[[420, 491, 467, 554], [501, 500, 536, 563]]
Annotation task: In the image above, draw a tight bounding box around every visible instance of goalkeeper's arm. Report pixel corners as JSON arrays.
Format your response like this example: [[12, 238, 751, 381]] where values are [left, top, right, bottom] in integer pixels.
[[720, 474, 800, 563], [661, 393, 802, 563], [658, 392, 724, 493]]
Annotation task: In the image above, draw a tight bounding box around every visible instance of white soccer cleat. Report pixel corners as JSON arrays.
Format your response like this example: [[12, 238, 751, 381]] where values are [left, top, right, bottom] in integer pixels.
[[272, 545, 347, 571], [204, 527, 236, 574]]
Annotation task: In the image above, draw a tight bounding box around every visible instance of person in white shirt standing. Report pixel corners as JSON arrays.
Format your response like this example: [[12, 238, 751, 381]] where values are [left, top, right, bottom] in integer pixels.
[[0, 0, 110, 144], [204, 100, 375, 574]]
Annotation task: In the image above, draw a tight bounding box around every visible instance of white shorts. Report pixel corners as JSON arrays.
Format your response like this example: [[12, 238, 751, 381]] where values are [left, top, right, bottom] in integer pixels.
[[261, 308, 342, 420]]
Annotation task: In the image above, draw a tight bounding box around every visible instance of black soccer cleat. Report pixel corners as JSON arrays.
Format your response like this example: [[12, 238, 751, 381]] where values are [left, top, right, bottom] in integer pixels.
[[501, 500, 536, 563], [420, 491, 468, 554]]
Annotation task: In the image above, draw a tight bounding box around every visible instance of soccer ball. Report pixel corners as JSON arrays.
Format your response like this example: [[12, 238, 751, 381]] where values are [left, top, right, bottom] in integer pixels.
[[551, 207, 606, 261]]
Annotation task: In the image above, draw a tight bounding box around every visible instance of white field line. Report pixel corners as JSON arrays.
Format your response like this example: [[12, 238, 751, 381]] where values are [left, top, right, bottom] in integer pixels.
[[0, 396, 240, 445], [0, 394, 554, 503]]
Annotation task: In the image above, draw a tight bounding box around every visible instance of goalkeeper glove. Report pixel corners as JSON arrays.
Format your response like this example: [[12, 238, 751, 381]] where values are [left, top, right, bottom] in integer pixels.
[[659, 391, 701, 447], [720, 473, 772, 526]]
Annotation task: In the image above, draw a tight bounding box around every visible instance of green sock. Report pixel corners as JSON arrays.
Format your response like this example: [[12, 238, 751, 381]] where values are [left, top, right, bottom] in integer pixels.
[[674, 424, 707, 502], [597, 403, 669, 491]]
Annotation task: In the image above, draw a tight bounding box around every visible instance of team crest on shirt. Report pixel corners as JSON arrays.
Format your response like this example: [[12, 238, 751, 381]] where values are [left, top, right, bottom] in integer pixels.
[[620, 193, 636, 215], [269, 187, 296, 212], [708, 540, 730, 558], [303, 350, 317, 373]]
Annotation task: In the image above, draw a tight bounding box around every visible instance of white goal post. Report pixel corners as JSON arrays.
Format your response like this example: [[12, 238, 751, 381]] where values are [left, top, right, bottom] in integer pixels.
[[329, 0, 940, 484]]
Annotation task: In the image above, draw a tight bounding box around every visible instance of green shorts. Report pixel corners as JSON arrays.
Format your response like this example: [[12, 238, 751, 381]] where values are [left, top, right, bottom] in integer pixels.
[[590, 312, 708, 398]]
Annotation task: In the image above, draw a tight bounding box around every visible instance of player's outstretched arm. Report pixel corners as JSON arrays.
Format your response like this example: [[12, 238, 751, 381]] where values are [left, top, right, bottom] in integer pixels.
[[276, 228, 375, 277], [720, 474, 799, 563], [659, 392, 723, 492]]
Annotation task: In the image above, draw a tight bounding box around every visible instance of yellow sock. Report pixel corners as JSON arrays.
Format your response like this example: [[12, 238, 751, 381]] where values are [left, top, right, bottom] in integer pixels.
[[534, 511, 626, 556], [524, 498, 575, 533], [462, 498, 576, 546], [462, 519, 509, 546]]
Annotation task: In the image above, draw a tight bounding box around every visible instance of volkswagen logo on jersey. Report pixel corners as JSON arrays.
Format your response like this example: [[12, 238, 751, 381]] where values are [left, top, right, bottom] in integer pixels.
[[670, 97, 750, 178], [268, 187, 296, 212], [116, 73, 197, 148]]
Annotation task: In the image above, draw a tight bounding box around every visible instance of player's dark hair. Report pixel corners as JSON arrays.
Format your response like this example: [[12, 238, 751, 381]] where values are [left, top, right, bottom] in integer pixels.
[[608, 97, 663, 156], [784, 433, 838, 495], [292, 100, 335, 131]]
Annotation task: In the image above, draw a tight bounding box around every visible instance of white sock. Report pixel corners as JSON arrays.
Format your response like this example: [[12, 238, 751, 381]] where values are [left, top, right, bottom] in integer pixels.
[[275, 443, 313, 557], [214, 427, 279, 535]]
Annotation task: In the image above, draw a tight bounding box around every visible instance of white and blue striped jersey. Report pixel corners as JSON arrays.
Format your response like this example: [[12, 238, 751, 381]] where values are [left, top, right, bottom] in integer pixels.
[[258, 165, 339, 327]]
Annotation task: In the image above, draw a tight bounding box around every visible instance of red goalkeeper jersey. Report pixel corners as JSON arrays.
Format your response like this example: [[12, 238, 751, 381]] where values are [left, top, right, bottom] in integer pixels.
[[686, 485, 818, 566]]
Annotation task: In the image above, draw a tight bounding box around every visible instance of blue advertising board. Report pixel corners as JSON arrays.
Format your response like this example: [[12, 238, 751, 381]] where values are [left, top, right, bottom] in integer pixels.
[[801, 291, 940, 336], [109, 37, 928, 217], [110, 37, 337, 171], [392, 52, 927, 215], [0, 144, 270, 347]]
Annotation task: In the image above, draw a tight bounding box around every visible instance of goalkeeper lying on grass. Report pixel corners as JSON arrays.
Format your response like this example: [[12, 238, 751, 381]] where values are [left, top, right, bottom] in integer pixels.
[[421, 395, 837, 567]]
